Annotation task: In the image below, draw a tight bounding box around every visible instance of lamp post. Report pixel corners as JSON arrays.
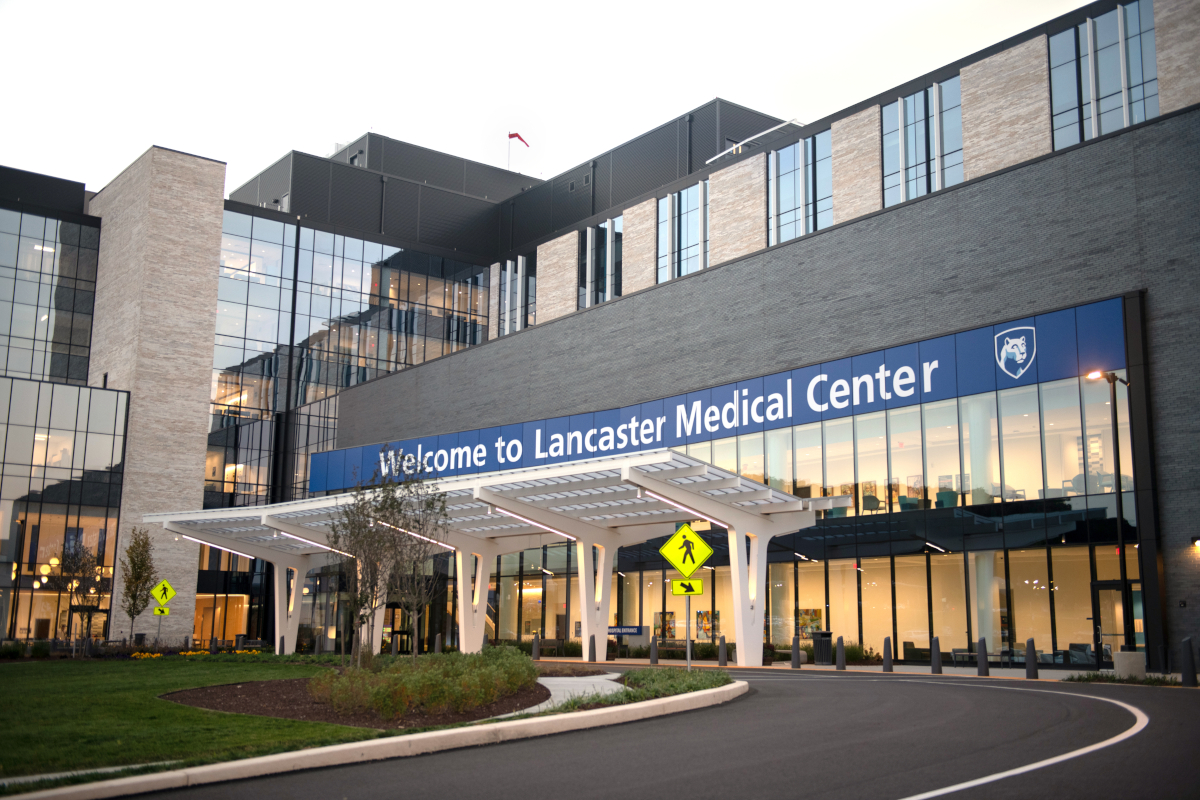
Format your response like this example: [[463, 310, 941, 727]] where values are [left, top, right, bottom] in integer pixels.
[[1086, 370, 1135, 655]]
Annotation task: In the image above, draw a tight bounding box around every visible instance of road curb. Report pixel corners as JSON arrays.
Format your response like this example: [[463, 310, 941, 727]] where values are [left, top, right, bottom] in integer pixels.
[[21, 680, 748, 799]]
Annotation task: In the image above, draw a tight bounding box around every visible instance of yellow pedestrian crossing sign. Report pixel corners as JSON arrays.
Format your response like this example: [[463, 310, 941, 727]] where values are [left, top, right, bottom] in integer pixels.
[[153, 606, 170, 616], [671, 578, 704, 596], [153, 579, 176, 606], [659, 523, 712, 579]]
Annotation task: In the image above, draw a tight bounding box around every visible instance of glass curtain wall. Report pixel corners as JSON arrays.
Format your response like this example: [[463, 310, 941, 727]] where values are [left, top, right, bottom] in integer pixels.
[[768, 130, 832, 246], [0, 208, 96, 385], [1050, 2, 1158, 150], [0, 378, 128, 642], [882, 77, 964, 208]]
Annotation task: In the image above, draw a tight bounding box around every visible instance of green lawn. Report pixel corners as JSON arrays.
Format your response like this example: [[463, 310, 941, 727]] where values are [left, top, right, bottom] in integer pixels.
[[0, 659, 382, 782]]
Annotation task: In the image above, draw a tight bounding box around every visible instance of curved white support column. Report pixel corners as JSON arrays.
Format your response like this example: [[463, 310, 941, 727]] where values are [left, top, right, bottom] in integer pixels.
[[454, 540, 500, 653], [726, 527, 770, 666], [576, 538, 617, 661]]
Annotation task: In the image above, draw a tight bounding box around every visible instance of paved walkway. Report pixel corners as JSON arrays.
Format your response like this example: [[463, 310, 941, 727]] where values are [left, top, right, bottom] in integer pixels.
[[499, 672, 626, 716]]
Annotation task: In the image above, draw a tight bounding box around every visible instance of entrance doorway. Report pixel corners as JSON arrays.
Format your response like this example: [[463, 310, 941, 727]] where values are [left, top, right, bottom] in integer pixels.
[[1089, 580, 1143, 669]]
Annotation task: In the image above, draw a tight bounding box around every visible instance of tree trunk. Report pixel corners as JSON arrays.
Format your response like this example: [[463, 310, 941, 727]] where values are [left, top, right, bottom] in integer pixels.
[[411, 610, 419, 663]]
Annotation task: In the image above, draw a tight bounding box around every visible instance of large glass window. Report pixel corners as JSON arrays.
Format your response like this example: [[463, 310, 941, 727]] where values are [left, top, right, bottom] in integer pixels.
[[1040, 378, 1085, 497], [895, 555, 930, 657], [960, 393, 1001, 506], [768, 130, 832, 246], [823, 418, 855, 516], [0, 208, 97, 385], [793, 422, 822, 499], [1008, 548, 1052, 655], [888, 406, 923, 512], [1082, 369, 1133, 494], [930, 552, 967, 651], [924, 399, 961, 509], [855, 412, 888, 515], [1049, 2, 1157, 150], [968, 550, 1008, 654], [656, 186, 708, 283], [828, 558, 859, 645], [998, 385, 1044, 502], [860, 557, 892, 654], [882, 77, 963, 208], [579, 217, 622, 309]]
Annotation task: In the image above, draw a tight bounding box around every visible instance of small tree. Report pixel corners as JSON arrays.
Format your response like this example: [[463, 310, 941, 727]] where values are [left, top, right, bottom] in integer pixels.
[[389, 463, 449, 664], [48, 542, 106, 656], [329, 469, 402, 670], [118, 527, 157, 643], [328, 454, 449, 668]]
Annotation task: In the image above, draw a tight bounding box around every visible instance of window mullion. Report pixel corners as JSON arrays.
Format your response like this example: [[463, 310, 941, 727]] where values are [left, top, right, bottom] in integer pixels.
[[1117, 4, 1131, 128]]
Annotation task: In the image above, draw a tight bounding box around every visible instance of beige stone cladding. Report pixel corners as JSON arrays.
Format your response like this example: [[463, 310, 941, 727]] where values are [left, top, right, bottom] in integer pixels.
[[620, 197, 657, 293], [1156, 0, 1200, 114], [708, 154, 767, 266], [534, 230, 578, 323], [831, 105, 883, 224], [87, 147, 226, 644], [487, 262, 500, 340], [961, 36, 1052, 181]]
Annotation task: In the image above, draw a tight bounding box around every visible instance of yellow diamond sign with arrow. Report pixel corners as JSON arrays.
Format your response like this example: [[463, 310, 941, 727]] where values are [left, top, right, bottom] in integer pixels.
[[153, 606, 170, 616], [152, 579, 176, 606], [659, 523, 712, 579]]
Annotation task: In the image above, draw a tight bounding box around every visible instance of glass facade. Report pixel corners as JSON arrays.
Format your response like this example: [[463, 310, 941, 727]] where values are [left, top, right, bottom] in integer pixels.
[[578, 217, 624, 309], [657, 184, 708, 283], [0, 377, 128, 642], [209, 209, 491, 507], [1050, 2, 1158, 151], [768, 130, 832, 246], [499, 253, 536, 334], [0, 208, 97, 385], [882, 77, 963, 208]]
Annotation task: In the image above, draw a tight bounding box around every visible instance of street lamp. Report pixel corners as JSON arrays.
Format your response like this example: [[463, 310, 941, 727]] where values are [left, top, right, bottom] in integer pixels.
[[1086, 369, 1135, 655]]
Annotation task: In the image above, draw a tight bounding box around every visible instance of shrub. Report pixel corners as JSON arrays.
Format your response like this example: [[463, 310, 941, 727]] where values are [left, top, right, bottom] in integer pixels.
[[0, 642, 24, 659], [308, 645, 538, 721], [562, 640, 583, 657], [30, 641, 52, 658]]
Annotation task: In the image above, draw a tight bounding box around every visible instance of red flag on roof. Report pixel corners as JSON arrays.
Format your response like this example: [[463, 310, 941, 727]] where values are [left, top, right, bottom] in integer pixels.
[[508, 132, 529, 147]]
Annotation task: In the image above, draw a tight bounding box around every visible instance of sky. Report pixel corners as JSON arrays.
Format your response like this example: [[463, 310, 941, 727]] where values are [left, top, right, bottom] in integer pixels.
[[0, 0, 1092, 197]]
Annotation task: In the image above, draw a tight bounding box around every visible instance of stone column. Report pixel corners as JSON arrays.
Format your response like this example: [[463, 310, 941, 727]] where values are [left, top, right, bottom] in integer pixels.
[[960, 36, 1052, 181], [831, 106, 883, 224], [87, 146, 226, 643], [533, 230, 579, 323], [1156, 0, 1200, 114], [708, 154, 767, 267], [619, 197, 657, 293]]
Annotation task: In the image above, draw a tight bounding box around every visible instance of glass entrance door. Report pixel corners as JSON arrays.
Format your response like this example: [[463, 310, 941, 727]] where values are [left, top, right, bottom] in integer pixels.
[[1091, 582, 1125, 668]]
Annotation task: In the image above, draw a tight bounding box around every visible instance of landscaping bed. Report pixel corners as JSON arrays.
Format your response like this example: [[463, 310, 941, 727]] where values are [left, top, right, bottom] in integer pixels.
[[166, 677, 550, 729]]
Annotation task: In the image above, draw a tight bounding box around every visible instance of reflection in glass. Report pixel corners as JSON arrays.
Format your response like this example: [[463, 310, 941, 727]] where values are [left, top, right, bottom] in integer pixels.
[[888, 406, 923, 511], [968, 551, 1007, 654], [960, 393, 1000, 506], [855, 412, 887, 515], [895, 555, 930, 656], [793, 423, 822, 499], [860, 557, 892, 654], [1008, 549, 1052, 656], [828, 559, 858, 645], [998, 385, 1043, 502], [823, 419, 855, 516], [924, 399, 960, 508]]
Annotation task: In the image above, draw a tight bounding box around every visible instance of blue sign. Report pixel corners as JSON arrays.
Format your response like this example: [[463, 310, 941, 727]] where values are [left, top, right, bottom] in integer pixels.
[[608, 626, 643, 636], [310, 298, 1126, 493]]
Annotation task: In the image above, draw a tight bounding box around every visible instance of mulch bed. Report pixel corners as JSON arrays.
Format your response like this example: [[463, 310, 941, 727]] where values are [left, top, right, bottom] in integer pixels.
[[164, 678, 551, 730]]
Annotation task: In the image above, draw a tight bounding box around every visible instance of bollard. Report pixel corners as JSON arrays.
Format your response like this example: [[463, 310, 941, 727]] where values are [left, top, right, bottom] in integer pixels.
[[1182, 638, 1197, 688], [532, 632, 540, 660], [651, 636, 659, 665], [882, 637, 893, 672], [791, 635, 801, 669], [1026, 638, 1039, 680], [977, 638, 990, 676], [589, 634, 596, 663], [235, 634, 246, 651], [481, 633, 488, 650], [209, 637, 217, 655], [391, 634, 398, 656], [931, 636, 942, 674], [836, 636, 846, 670], [717, 636, 726, 667], [434, 633, 443, 654], [277, 636, 284, 656]]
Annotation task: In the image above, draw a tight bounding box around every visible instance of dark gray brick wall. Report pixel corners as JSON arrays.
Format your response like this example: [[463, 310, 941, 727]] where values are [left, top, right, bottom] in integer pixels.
[[338, 109, 1200, 664]]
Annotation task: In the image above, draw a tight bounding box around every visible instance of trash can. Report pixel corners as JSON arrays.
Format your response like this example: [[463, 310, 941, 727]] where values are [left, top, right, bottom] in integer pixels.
[[813, 631, 833, 665]]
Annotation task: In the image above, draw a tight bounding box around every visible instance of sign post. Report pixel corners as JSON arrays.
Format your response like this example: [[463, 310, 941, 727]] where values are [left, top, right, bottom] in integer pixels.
[[659, 524, 712, 672], [152, 579, 176, 645]]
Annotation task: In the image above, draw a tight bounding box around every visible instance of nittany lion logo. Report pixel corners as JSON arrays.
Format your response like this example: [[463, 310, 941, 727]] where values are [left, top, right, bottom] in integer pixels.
[[994, 326, 1036, 379]]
